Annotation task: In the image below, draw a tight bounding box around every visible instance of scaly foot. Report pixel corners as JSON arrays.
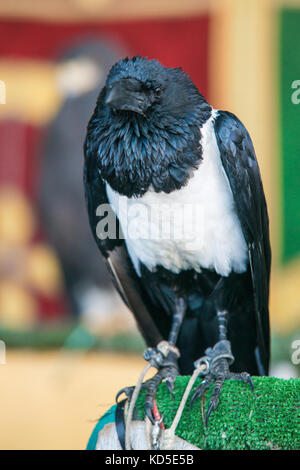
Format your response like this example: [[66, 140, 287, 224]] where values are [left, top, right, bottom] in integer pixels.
[[116, 341, 180, 423], [191, 339, 254, 425]]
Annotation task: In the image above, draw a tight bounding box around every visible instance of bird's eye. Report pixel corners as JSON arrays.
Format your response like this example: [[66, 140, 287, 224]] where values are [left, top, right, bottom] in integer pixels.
[[155, 87, 162, 96]]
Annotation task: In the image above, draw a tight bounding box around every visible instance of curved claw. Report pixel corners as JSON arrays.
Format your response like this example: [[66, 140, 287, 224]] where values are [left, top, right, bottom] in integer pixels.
[[190, 389, 200, 407], [206, 400, 216, 426], [145, 403, 155, 425], [240, 372, 255, 392], [116, 386, 134, 403], [229, 372, 255, 392], [190, 378, 211, 408], [205, 378, 223, 425], [247, 375, 255, 392], [165, 378, 175, 399]]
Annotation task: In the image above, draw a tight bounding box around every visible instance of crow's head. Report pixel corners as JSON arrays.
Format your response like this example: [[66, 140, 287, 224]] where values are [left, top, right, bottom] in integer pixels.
[[104, 56, 204, 118], [87, 56, 212, 197]]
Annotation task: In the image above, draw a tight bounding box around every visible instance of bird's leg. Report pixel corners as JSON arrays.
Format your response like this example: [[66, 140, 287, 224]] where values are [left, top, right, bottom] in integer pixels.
[[191, 310, 254, 425], [117, 298, 186, 423], [141, 297, 186, 421], [168, 297, 186, 346]]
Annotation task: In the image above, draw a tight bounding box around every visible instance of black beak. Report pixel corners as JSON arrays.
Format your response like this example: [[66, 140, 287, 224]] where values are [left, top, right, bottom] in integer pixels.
[[105, 79, 147, 116]]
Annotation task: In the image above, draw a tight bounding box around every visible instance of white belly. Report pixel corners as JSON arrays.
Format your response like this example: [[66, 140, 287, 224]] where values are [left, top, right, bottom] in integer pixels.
[[106, 111, 248, 278]]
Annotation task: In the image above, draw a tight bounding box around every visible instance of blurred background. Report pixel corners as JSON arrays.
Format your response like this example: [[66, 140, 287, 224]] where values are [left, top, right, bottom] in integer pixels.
[[0, 0, 299, 449]]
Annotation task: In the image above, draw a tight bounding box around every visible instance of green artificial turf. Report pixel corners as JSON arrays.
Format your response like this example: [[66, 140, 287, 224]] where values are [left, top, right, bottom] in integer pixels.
[[135, 376, 300, 450]]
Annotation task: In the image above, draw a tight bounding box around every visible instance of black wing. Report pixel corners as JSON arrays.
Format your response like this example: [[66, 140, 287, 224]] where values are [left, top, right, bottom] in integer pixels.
[[84, 128, 165, 347], [214, 111, 271, 374]]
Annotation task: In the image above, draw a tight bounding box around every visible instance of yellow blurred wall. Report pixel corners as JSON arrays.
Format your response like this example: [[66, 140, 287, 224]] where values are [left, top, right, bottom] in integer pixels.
[[0, 350, 145, 450]]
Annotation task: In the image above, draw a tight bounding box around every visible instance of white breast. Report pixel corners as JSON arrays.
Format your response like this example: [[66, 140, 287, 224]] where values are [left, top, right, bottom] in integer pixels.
[[106, 110, 248, 278]]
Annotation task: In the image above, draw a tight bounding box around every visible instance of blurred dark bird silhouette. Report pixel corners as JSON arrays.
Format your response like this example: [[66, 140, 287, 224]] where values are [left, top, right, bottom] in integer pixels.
[[38, 39, 126, 319]]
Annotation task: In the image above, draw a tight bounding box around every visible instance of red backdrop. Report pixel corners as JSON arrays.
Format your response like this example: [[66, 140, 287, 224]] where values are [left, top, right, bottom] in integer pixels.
[[0, 15, 210, 194], [0, 15, 210, 320]]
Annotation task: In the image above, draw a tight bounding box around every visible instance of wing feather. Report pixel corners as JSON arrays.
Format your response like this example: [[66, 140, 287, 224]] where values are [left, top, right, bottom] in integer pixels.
[[214, 111, 271, 374]]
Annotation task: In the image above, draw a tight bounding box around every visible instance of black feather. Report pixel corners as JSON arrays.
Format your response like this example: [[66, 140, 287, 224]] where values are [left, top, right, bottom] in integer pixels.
[[214, 111, 271, 373]]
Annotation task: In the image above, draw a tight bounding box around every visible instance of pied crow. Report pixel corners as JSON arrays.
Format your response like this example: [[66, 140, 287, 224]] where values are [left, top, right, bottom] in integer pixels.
[[84, 56, 271, 423]]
